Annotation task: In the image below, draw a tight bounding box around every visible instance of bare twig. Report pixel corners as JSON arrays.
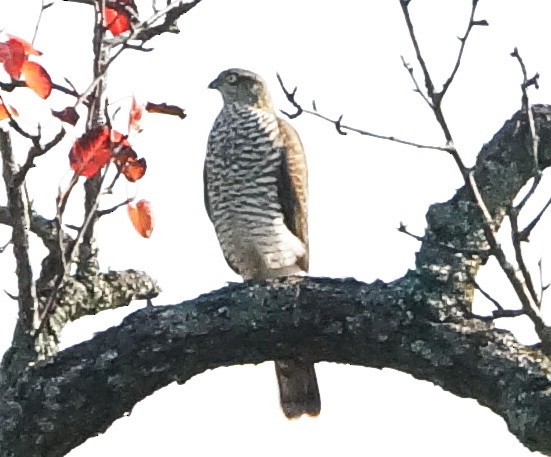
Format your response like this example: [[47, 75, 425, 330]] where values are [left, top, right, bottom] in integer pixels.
[[511, 48, 541, 211], [0, 130, 38, 333], [399, 0, 551, 350], [55, 173, 79, 273], [104, 168, 122, 194], [488, 309, 525, 320], [0, 80, 79, 99], [0, 95, 67, 179], [32, 0, 48, 44], [13, 128, 66, 187], [439, 2, 486, 99], [400, 55, 432, 108], [538, 259, 549, 307], [471, 278, 504, 311], [97, 197, 133, 217], [509, 207, 539, 306], [276, 74, 451, 152], [399, 0, 435, 101], [519, 195, 551, 241], [0, 238, 12, 253], [398, 223, 487, 256], [276, 73, 302, 119]]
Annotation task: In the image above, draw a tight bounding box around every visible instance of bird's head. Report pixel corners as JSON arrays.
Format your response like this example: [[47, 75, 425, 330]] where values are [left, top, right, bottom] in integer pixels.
[[208, 68, 272, 108]]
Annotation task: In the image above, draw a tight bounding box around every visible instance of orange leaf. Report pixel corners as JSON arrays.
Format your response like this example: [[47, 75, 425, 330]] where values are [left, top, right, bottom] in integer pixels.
[[6, 35, 42, 56], [145, 102, 186, 119], [128, 200, 153, 238], [52, 107, 80, 125], [0, 39, 25, 79], [0, 103, 17, 121], [111, 135, 146, 182], [69, 126, 113, 178], [104, 7, 131, 35], [128, 95, 143, 132], [21, 61, 52, 99], [120, 157, 146, 182]]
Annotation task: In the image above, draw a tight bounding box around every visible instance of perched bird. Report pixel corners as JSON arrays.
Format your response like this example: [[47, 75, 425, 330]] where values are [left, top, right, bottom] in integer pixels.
[[204, 68, 320, 418]]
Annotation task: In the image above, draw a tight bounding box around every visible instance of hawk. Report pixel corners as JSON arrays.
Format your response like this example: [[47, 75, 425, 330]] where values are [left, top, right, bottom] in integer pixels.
[[204, 68, 320, 418]]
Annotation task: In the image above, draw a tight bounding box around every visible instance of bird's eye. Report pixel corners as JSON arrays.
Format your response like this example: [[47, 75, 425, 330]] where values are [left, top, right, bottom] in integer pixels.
[[226, 74, 238, 84]]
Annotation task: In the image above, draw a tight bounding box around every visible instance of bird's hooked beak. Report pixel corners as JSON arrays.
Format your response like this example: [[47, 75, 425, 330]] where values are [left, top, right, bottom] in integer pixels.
[[208, 77, 220, 89]]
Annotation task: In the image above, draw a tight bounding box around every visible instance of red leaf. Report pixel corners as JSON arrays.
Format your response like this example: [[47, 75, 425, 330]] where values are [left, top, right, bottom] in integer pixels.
[[6, 35, 42, 56], [127, 200, 153, 238], [52, 107, 80, 126], [21, 61, 52, 99], [145, 101, 186, 119], [128, 96, 143, 132], [0, 40, 25, 79], [104, 7, 131, 35], [0, 103, 17, 121], [69, 126, 113, 178]]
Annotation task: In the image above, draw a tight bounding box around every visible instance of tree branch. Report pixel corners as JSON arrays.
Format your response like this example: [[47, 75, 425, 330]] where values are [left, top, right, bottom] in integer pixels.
[[276, 74, 452, 152], [0, 132, 37, 333], [2, 277, 551, 456]]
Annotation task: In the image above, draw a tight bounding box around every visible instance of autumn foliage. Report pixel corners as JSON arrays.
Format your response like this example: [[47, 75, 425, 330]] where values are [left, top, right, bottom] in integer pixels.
[[0, 24, 188, 238], [69, 126, 113, 178], [69, 126, 147, 182], [0, 35, 52, 98], [103, 0, 137, 35], [127, 200, 154, 238]]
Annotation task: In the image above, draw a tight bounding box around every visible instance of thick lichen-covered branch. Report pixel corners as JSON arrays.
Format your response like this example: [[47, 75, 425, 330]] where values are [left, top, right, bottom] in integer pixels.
[[1, 277, 551, 457], [35, 269, 161, 359]]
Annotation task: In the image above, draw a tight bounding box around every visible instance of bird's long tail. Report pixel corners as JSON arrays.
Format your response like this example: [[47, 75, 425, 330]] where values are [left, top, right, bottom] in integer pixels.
[[275, 360, 320, 418]]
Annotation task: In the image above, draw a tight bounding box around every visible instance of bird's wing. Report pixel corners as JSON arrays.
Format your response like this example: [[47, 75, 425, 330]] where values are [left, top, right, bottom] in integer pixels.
[[276, 117, 309, 272], [203, 161, 213, 222]]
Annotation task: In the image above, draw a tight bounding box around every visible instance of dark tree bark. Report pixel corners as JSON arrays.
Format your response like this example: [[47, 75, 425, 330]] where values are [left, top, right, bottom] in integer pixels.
[[2, 105, 551, 456]]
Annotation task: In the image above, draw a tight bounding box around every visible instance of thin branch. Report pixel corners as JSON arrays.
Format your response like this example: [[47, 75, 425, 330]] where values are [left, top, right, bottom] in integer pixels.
[[276, 73, 302, 118], [0, 238, 12, 253], [492, 308, 525, 318], [399, 0, 551, 350], [491, 244, 549, 348], [398, 222, 487, 256], [12, 128, 66, 187], [475, 308, 526, 321], [538, 258, 548, 307], [439, 1, 485, 99], [467, 170, 494, 227], [511, 47, 541, 211], [32, 0, 48, 45], [400, 55, 432, 108], [509, 208, 539, 306], [96, 197, 133, 217], [0, 80, 79, 99], [0, 95, 67, 182], [276, 74, 451, 152], [472, 278, 504, 311], [399, 0, 435, 100], [0, 130, 38, 333], [519, 195, 551, 241]]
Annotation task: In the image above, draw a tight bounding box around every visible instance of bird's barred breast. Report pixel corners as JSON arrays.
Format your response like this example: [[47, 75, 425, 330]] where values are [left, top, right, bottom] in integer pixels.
[[206, 104, 306, 278]]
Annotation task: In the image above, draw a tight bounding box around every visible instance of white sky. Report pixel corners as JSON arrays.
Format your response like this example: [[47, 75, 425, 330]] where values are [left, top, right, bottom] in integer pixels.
[[1, 0, 551, 455]]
